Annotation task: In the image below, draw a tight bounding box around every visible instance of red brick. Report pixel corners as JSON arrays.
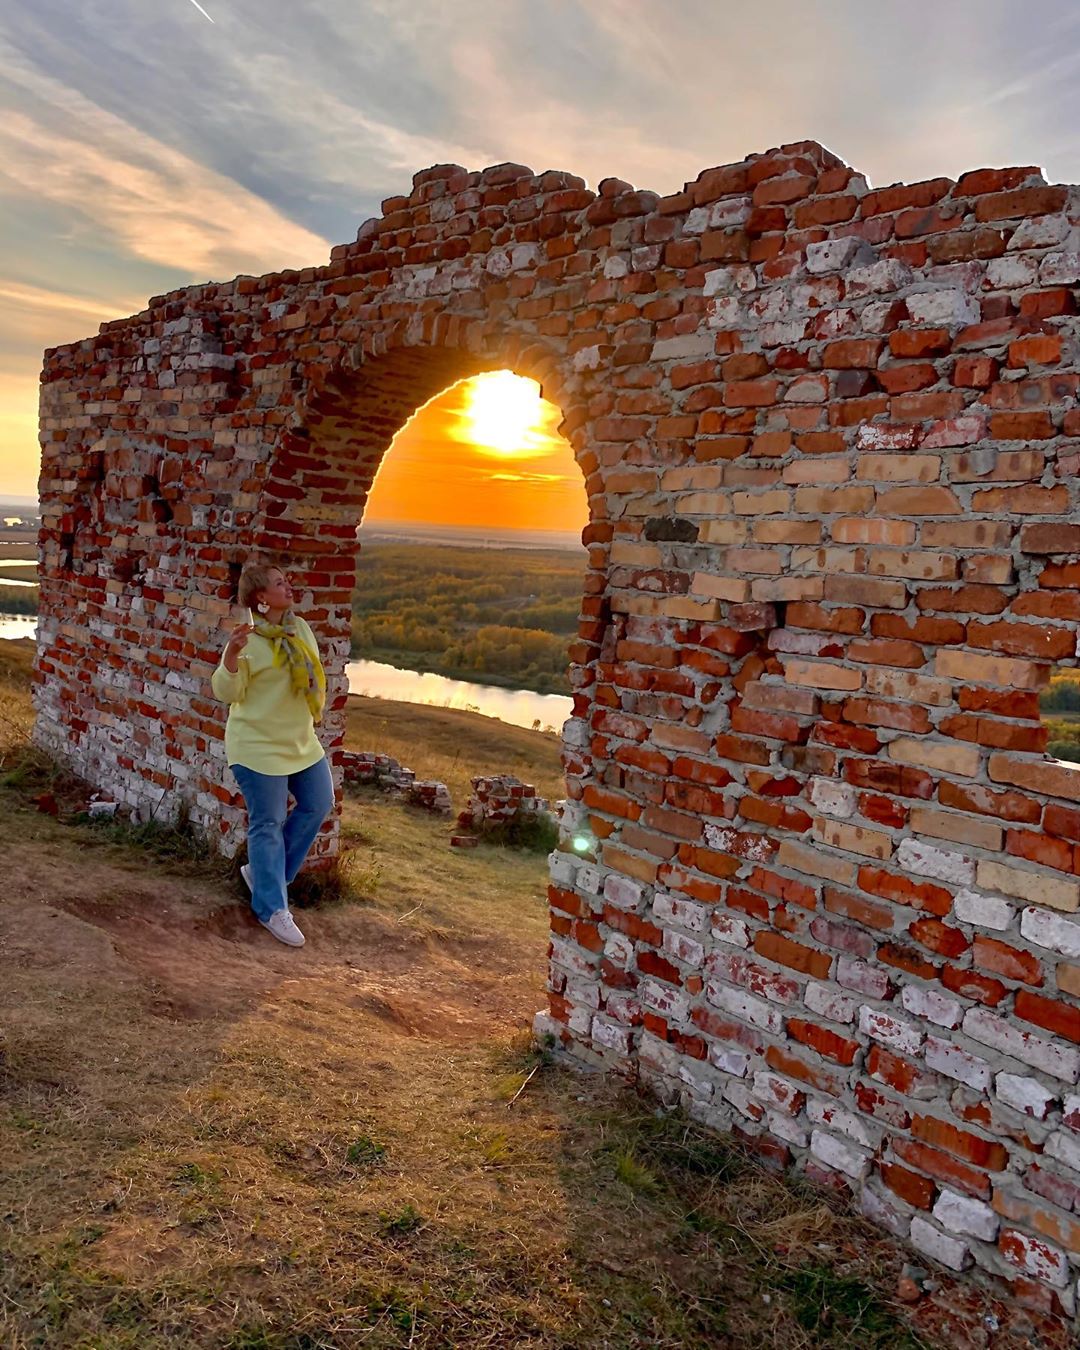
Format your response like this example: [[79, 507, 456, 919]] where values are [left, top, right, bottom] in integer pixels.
[[752, 931, 831, 978], [910, 917, 970, 958], [880, 1161, 936, 1209], [764, 1043, 845, 1096], [786, 1019, 860, 1065], [824, 886, 894, 931], [941, 964, 1008, 1007], [1005, 828, 1074, 872], [973, 936, 1045, 986], [858, 866, 953, 917], [878, 943, 939, 981], [938, 781, 1041, 825], [868, 1045, 934, 1096], [823, 338, 883, 369], [891, 1138, 994, 1199], [1014, 991, 1080, 1044], [974, 186, 1067, 221]]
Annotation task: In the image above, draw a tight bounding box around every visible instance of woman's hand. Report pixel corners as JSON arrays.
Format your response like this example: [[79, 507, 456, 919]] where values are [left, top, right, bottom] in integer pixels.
[[223, 623, 254, 674]]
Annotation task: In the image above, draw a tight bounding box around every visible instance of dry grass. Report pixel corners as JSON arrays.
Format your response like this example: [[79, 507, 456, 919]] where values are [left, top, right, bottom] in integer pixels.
[[0, 641, 966, 1349], [344, 692, 565, 804]]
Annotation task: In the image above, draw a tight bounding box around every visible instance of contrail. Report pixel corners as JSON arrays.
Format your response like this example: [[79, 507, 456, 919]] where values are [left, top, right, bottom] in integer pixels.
[[187, 0, 215, 21]]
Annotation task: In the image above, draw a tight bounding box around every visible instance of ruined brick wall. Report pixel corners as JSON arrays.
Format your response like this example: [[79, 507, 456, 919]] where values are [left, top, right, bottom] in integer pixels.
[[36, 141, 1080, 1314]]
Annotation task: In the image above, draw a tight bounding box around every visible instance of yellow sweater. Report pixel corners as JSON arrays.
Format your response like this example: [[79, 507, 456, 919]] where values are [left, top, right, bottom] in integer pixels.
[[211, 615, 325, 775]]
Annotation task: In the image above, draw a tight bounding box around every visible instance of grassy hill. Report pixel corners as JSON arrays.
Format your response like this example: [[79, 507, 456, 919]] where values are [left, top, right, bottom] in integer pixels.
[[0, 639, 956, 1348]]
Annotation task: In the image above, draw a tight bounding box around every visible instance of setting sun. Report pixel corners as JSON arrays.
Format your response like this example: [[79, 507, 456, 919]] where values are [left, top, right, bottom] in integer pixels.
[[363, 371, 588, 535], [455, 370, 560, 457]]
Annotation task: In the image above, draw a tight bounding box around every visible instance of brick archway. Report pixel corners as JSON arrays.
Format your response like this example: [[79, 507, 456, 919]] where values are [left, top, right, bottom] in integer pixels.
[[248, 328, 599, 860], [34, 142, 1080, 1315]]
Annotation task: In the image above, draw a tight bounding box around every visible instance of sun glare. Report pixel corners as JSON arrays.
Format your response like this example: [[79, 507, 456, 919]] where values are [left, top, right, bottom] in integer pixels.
[[457, 371, 558, 457]]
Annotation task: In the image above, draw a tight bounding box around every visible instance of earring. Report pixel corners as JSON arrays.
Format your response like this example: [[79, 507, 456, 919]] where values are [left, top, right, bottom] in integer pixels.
[[257, 603, 269, 615]]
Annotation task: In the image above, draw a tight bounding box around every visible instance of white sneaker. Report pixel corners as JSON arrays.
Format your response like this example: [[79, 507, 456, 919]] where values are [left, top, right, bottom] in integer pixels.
[[241, 863, 253, 892], [261, 908, 305, 947]]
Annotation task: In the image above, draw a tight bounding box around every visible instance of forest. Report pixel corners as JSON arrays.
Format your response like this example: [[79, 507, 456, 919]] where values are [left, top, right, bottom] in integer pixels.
[[350, 542, 587, 694]]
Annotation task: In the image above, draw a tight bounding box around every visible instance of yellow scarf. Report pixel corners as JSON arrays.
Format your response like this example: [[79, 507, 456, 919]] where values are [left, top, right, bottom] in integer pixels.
[[252, 611, 326, 722]]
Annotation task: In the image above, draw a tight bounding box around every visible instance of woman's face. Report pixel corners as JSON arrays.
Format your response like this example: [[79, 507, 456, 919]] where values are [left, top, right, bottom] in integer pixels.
[[256, 569, 294, 614]]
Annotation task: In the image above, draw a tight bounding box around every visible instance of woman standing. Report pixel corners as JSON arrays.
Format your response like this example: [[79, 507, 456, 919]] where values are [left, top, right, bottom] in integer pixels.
[[212, 561, 334, 947]]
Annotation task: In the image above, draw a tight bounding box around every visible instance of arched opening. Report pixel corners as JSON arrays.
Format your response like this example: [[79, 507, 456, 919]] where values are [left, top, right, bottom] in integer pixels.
[[254, 343, 596, 869]]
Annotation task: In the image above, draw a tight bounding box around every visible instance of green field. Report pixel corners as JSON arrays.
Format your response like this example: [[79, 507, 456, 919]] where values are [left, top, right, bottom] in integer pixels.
[[351, 542, 586, 694]]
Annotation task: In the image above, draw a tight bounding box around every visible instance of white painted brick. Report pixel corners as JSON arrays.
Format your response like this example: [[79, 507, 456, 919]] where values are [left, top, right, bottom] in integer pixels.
[[640, 978, 690, 1023], [807, 1098, 877, 1149], [846, 258, 912, 297], [896, 837, 975, 886], [932, 1188, 999, 1242], [804, 981, 858, 1024], [1041, 252, 1080, 286], [603, 873, 643, 910], [984, 254, 1040, 290], [752, 1071, 803, 1114], [836, 955, 891, 999], [591, 1016, 634, 1054], [860, 1006, 924, 1056], [924, 1036, 992, 1091], [709, 1045, 751, 1076], [811, 1129, 871, 1179], [901, 984, 963, 1029], [1064, 1093, 1080, 1131], [708, 984, 783, 1034], [805, 236, 874, 275], [963, 1007, 1080, 1083], [653, 890, 709, 933], [1000, 1227, 1070, 1287], [995, 1072, 1056, 1121], [568, 1004, 592, 1036], [548, 851, 580, 886], [1007, 213, 1070, 250], [565, 977, 600, 1009], [808, 777, 858, 817], [905, 289, 981, 328], [723, 1079, 765, 1122], [662, 928, 706, 967], [953, 888, 1013, 932], [603, 932, 635, 969], [767, 1109, 809, 1148], [677, 1056, 716, 1099], [576, 863, 603, 895], [1020, 907, 1080, 960], [1044, 1128, 1080, 1175], [550, 938, 597, 979], [712, 913, 750, 948], [860, 1183, 910, 1238], [639, 1030, 682, 1079], [603, 991, 640, 1025], [909, 1215, 972, 1272]]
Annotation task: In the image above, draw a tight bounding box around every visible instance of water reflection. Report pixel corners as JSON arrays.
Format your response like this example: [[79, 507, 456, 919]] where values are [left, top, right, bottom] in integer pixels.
[[0, 619, 573, 733], [346, 658, 572, 733], [0, 615, 36, 640]]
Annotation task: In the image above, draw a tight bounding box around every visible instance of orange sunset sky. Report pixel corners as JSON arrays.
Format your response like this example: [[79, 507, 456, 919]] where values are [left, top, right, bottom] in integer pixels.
[[358, 371, 588, 534]]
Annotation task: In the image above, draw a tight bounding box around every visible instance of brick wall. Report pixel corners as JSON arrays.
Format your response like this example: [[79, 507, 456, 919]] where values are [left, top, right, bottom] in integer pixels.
[[36, 141, 1080, 1317]]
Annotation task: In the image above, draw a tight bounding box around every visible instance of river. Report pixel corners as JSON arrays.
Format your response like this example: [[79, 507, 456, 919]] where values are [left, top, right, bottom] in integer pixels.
[[0, 616, 573, 733]]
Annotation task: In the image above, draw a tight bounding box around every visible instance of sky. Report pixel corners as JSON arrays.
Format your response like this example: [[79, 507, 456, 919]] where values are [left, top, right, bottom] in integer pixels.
[[2, 1, 1080, 518]]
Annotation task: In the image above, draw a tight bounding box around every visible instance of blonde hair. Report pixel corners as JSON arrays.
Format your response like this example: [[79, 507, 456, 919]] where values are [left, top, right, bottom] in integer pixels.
[[237, 560, 283, 609]]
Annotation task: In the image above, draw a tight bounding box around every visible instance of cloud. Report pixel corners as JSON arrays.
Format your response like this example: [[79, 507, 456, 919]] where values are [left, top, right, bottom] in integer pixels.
[[0, 39, 329, 280]]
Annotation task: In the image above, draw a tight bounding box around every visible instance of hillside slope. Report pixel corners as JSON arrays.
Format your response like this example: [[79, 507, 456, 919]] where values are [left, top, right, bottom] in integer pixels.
[[0, 641, 998, 1349]]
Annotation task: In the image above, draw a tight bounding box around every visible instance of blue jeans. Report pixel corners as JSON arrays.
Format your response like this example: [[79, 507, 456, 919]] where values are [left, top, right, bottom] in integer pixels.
[[231, 757, 334, 922]]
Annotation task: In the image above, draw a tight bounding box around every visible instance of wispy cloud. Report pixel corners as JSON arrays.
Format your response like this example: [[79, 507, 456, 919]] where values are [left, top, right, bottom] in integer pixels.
[[0, 40, 329, 278]]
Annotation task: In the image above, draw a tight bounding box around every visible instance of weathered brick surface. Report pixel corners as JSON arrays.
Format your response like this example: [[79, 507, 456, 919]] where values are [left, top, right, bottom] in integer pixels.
[[34, 141, 1080, 1320]]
